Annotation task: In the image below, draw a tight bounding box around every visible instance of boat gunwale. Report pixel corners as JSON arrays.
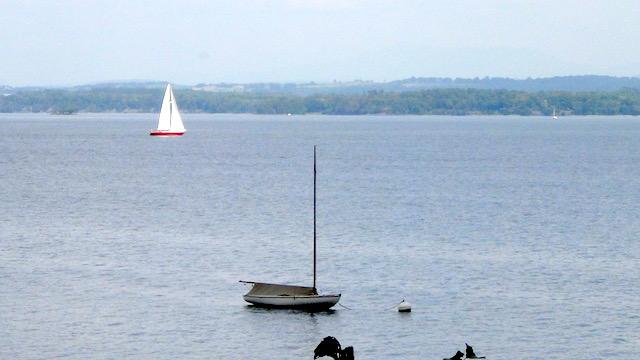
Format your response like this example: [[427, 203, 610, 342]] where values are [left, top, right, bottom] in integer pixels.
[[243, 294, 341, 311], [149, 131, 185, 136], [243, 294, 341, 299]]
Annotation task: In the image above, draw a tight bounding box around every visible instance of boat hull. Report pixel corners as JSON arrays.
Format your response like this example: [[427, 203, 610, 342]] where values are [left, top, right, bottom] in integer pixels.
[[243, 294, 341, 311], [150, 130, 185, 136]]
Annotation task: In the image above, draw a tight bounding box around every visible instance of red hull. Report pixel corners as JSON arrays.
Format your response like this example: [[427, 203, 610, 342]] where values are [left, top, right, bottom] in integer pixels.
[[150, 131, 185, 136]]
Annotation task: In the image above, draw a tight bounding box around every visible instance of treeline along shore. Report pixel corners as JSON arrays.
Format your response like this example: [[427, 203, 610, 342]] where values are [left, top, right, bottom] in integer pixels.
[[2, 87, 640, 115]]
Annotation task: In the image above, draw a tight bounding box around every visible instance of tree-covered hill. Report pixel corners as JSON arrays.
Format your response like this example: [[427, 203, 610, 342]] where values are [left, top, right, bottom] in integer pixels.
[[2, 87, 640, 115]]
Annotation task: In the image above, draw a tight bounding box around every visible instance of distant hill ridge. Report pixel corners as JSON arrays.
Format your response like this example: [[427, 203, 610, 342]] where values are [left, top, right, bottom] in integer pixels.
[[388, 75, 640, 92], [188, 75, 640, 94], [4, 75, 640, 94]]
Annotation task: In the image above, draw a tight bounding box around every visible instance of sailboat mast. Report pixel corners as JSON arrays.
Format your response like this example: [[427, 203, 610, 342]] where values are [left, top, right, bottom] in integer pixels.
[[313, 145, 317, 290]]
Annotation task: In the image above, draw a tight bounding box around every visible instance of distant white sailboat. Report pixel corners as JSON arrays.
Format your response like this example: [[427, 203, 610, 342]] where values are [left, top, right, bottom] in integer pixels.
[[240, 146, 341, 312], [552, 107, 559, 120], [150, 84, 185, 136]]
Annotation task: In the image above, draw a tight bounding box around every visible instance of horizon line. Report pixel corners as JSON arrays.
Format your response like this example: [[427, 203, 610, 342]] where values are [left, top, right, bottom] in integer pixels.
[[3, 74, 640, 89]]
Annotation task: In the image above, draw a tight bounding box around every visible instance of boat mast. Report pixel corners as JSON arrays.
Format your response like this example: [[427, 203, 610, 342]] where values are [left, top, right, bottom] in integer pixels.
[[313, 145, 317, 290]]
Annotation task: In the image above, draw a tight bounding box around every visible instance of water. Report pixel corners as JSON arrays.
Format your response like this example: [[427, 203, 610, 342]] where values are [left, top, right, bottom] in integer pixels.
[[1, 113, 638, 359]]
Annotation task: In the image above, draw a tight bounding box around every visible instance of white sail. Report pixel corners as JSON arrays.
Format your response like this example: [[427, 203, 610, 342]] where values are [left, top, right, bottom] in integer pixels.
[[155, 84, 185, 132], [156, 85, 172, 130], [169, 90, 185, 132]]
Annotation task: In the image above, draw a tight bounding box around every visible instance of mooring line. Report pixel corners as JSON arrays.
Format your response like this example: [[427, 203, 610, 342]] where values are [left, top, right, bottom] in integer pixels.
[[337, 300, 407, 311], [384, 300, 405, 311]]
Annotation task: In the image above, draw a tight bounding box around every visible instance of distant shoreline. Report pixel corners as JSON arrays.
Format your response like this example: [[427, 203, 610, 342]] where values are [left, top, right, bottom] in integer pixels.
[[2, 87, 640, 116], [2, 112, 639, 119]]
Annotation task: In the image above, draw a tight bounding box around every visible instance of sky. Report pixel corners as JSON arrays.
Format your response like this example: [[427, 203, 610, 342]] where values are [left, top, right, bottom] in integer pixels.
[[1, 0, 639, 86]]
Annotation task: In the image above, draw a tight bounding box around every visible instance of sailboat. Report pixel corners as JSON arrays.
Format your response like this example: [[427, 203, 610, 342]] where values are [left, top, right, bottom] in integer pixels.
[[552, 107, 559, 120], [240, 146, 341, 311], [150, 84, 186, 136]]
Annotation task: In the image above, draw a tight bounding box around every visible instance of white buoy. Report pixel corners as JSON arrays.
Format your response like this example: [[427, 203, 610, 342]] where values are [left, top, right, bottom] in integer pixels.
[[397, 299, 412, 312]]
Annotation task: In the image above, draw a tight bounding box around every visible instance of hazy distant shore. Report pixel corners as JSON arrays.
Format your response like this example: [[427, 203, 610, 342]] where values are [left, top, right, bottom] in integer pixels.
[[2, 88, 640, 116], [3, 76, 640, 116], [3, 113, 639, 119]]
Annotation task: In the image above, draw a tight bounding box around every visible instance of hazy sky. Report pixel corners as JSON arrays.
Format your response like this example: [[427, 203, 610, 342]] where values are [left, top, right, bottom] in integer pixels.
[[1, 0, 639, 86]]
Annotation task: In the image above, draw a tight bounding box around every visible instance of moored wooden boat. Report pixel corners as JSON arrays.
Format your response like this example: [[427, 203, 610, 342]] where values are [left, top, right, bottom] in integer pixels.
[[240, 146, 341, 311], [240, 282, 340, 311]]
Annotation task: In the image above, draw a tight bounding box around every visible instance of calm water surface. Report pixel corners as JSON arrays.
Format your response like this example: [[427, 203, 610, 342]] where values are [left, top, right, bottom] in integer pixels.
[[1, 114, 639, 359]]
